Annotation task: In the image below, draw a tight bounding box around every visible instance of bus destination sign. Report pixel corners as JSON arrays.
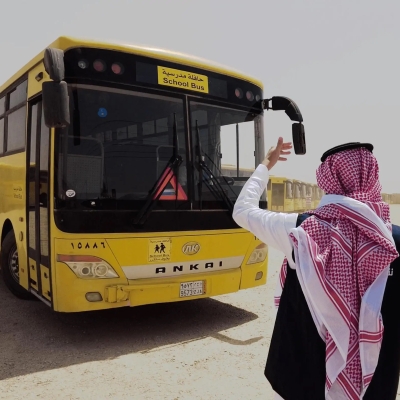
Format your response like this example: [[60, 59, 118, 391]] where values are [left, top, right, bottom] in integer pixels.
[[157, 66, 209, 94]]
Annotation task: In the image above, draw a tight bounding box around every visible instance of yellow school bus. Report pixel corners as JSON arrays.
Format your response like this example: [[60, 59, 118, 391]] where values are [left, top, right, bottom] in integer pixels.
[[0, 37, 304, 312], [300, 181, 307, 211], [293, 179, 303, 212], [318, 188, 325, 205], [221, 165, 254, 178], [283, 178, 294, 212], [220, 165, 256, 201], [267, 176, 294, 212], [305, 182, 313, 210], [311, 183, 319, 209], [382, 193, 389, 203]]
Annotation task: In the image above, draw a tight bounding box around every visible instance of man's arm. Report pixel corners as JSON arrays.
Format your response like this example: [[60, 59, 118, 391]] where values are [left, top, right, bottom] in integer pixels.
[[233, 163, 298, 259]]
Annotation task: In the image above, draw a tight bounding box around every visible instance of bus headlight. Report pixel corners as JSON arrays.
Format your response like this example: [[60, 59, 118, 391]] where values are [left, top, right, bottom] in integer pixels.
[[246, 243, 268, 265], [57, 255, 119, 279]]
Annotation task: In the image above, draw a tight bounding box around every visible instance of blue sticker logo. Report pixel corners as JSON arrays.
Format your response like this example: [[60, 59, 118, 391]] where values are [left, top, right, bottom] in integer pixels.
[[98, 108, 108, 118]]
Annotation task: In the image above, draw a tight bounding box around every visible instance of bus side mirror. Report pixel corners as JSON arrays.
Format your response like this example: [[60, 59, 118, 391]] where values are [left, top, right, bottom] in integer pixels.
[[43, 48, 65, 81], [42, 81, 70, 128], [263, 96, 306, 155], [292, 123, 306, 155], [42, 47, 70, 128]]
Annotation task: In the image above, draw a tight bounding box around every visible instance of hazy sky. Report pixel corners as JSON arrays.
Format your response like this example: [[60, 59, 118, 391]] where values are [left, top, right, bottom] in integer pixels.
[[1, 0, 399, 191]]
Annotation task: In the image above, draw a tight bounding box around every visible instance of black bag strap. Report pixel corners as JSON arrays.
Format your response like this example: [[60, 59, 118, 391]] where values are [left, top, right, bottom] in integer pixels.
[[291, 213, 311, 262], [296, 213, 311, 227]]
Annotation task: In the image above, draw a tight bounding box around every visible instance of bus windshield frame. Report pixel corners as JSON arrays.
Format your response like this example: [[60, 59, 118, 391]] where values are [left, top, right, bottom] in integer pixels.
[[52, 47, 265, 233]]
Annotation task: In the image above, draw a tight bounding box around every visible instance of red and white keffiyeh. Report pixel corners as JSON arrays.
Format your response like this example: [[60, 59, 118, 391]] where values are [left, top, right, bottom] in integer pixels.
[[275, 148, 399, 399]]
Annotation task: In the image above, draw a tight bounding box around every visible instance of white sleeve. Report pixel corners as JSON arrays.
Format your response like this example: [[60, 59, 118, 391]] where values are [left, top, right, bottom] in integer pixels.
[[232, 164, 298, 265]]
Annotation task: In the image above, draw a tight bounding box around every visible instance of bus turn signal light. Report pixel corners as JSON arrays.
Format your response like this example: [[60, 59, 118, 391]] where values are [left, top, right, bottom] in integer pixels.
[[255, 271, 263, 280]]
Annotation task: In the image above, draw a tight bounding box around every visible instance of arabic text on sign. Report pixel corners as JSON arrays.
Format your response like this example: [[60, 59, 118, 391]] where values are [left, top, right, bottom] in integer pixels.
[[157, 66, 209, 94]]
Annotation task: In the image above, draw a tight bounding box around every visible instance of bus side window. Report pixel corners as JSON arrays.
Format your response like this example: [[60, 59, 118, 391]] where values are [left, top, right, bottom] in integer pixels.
[[0, 96, 5, 115], [28, 103, 39, 251], [7, 106, 26, 152], [0, 96, 4, 154], [39, 106, 50, 258], [9, 80, 27, 109], [0, 118, 4, 154]]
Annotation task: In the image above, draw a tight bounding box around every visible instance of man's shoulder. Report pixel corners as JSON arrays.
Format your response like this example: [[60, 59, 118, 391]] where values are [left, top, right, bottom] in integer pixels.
[[297, 217, 400, 245]]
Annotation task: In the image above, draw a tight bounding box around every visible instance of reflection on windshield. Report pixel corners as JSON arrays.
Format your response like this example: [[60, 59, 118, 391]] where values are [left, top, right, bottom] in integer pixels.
[[190, 101, 262, 207], [56, 86, 187, 209]]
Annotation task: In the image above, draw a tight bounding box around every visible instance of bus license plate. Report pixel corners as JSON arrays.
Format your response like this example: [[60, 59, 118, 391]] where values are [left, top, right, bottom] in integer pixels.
[[179, 281, 204, 298]]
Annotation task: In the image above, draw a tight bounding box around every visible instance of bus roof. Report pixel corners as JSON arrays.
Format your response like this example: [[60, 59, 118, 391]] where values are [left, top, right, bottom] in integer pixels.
[[0, 36, 263, 94]]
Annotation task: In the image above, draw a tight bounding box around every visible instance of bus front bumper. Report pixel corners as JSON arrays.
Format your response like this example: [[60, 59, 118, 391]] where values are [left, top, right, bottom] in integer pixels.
[[53, 256, 266, 312], [105, 268, 243, 307]]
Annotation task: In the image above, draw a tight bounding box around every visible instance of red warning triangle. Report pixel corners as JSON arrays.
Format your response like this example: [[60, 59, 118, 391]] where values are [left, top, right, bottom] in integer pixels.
[[154, 167, 188, 201]]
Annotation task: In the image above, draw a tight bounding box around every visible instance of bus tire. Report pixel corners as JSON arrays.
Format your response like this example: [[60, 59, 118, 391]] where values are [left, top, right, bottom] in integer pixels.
[[1, 231, 33, 300]]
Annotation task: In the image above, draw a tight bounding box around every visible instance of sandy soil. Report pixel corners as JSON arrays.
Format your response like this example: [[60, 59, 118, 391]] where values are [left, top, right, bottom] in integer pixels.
[[0, 241, 399, 399], [0, 245, 279, 400]]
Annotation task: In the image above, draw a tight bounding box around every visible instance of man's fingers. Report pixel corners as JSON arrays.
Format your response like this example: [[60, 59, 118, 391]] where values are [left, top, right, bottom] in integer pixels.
[[281, 150, 291, 155], [277, 137, 284, 147], [278, 157, 287, 161]]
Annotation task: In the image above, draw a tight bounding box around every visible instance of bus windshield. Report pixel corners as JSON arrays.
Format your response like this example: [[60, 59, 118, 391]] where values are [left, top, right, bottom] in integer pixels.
[[56, 85, 188, 209], [190, 101, 262, 206], [56, 85, 262, 211]]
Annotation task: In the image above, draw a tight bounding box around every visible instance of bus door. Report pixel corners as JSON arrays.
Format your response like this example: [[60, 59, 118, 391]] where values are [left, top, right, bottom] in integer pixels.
[[27, 98, 52, 305]]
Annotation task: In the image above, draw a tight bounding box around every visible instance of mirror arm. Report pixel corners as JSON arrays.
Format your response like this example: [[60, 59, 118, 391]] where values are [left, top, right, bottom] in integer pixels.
[[262, 96, 306, 155], [262, 96, 303, 123]]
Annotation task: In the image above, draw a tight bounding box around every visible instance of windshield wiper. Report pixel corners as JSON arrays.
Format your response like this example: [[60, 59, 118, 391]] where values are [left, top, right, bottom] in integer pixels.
[[133, 114, 182, 227], [195, 121, 234, 213]]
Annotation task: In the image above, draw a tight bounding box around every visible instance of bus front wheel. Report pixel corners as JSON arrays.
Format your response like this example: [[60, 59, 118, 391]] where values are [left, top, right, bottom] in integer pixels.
[[2, 231, 33, 300]]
